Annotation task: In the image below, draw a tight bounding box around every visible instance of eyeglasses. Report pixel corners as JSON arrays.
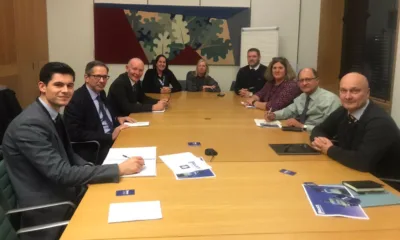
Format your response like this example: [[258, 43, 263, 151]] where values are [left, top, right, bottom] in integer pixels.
[[298, 77, 317, 83], [88, 75, 110, 81]]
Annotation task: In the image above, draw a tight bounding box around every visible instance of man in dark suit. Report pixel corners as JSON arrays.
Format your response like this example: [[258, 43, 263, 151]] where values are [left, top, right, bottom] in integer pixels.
[[2, 62, 145, 240], [108, 58, 168, 116], [234, 48, 267, 97], [64, 61, 136, 164], [310, 72, 400, 183]]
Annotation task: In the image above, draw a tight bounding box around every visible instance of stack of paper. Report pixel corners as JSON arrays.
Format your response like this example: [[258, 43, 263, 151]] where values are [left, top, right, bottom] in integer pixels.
[[108, 201, 162, 223], [159, 152, 211, 174], [254, 119, 282, 128], [159, 153, 215, 180], [124, 122, 150, 127], [175, 157, 216, 180], [103, 147, 157, 177]]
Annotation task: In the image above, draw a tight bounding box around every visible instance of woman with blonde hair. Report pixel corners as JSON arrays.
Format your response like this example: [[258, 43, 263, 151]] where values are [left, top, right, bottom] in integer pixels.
[[186, 59, 221, 92], [245, 57, 300, 111]]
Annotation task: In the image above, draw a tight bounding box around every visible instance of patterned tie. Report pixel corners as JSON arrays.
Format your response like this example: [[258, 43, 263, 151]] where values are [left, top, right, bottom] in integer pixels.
[[97, 95, 113, 132], [348, 114, 358, 124], [299, 95, 311, 124]]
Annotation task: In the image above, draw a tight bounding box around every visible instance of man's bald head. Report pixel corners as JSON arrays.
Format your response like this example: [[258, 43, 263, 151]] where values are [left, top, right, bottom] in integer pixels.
[[339, 72, 370, 113], [126, 58, 145, 82], [127, 58, 144, 67]]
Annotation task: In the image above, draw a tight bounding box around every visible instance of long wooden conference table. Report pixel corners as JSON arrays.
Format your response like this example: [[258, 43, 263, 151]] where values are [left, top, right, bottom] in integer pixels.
[[61, 92, 400, 240]]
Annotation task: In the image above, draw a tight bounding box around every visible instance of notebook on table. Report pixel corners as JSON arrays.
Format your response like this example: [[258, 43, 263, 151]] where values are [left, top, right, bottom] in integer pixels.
[[342, 180, 384, 193], [269, 144, 320, 155]]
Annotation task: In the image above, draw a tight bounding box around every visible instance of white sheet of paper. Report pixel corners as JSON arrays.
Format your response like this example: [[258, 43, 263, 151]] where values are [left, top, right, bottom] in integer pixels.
[[159, 152, 212, 174], [240, 101, 256, 109], [254, 119, 282, 128], [124, 122, 150, 127], [153, 109, 165, 113], [108, 201, 162, 223], [103, 147, 157, 177]]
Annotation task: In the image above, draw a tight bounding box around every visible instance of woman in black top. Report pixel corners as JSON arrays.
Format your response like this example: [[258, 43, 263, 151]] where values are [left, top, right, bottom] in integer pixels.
[[142, 54, 182, 93]]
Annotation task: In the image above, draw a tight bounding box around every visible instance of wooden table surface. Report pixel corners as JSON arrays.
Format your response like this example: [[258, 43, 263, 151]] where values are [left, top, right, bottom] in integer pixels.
[[114, 92, 329, 162], [60, 92, 400, 240]]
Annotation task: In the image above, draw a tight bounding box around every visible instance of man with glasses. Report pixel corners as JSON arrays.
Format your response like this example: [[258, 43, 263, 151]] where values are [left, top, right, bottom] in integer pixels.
[[2, 62, 144, 240], [265, 68, 340, 131], [64, 61, 136, 164], [310, 73, 400, 186]]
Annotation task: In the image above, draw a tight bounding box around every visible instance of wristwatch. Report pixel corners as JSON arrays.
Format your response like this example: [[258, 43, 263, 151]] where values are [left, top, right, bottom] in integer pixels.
[[302, 125, 307, 130]]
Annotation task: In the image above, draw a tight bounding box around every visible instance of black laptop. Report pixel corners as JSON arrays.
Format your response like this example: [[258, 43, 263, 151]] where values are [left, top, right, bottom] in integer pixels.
[[269, 143, 320, 155]]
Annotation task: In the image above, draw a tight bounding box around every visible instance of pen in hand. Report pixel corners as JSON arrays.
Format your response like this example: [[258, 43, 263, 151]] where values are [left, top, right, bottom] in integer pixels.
[[267, 107, 273, 116], [122, 155, 146, 165]]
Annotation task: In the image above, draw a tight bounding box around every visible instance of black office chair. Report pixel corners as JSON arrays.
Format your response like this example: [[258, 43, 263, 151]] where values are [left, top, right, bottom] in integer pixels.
[[0, 151, 75, 236], [178, 80, 186, 91], [379, 178, 400, 191], [230, 81, 236, 91]]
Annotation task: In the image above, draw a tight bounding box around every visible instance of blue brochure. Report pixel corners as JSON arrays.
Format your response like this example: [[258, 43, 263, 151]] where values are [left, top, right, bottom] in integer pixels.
[[175, 169, 216, 180], [302, 182, 368, 220]]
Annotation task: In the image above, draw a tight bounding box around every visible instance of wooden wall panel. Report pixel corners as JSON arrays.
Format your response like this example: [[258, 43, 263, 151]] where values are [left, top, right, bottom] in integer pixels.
[[317, 0, 345, 94], [0, 0, 17, 66], [0, 0, 17, 83]]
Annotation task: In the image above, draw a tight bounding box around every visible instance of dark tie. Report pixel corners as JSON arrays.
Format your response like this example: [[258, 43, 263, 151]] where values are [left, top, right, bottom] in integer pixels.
[[54, 114, 74, 164], [97, 95, 113, 132], [348, 114, 358, 124], [299, 95, 311, 124], [55, 114, 68, 150], [132, 84, 137, 93]]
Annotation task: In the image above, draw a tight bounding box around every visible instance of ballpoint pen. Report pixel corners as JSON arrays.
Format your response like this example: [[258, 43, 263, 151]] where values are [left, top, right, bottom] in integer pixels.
[[122, 155, 147, 165], [267, 107, 273, 116]]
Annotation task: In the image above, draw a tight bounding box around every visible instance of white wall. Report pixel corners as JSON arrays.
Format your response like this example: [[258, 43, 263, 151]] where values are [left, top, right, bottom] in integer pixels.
[[47, 0, 321, 92], [47, 0, 95, 89], [298, 0, 321, 70]]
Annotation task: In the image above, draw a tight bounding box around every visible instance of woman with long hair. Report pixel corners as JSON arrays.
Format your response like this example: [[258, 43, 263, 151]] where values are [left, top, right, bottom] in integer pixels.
[[186, 59, 221, 92], [245, 57, 300, 111]]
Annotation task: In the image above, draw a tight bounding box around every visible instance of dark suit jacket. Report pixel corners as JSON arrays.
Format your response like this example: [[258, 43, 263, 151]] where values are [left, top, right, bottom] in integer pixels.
[[142, 68, 182, 93], [107, 72, 159, 115], [2, 99, 120, 239], [64, 84, 119, 164], [310, 102, 400, 179], [0, 88, 22, 144]]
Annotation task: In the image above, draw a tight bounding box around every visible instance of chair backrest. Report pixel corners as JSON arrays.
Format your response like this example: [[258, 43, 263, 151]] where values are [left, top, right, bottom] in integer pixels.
[[178, 80, 186, 91], [230, 81, 236, 91], [0, 159, 17, 211], [0, 205, 18, 240], [0, 152, 20, 230]]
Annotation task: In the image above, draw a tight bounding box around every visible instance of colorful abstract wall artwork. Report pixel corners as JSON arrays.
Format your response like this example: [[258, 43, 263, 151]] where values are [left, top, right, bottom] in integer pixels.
[[94, 4, 250, 65]]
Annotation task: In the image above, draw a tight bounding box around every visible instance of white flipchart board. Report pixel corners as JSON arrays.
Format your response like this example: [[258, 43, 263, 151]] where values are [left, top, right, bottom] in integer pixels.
[[240, 27, 279, 67]]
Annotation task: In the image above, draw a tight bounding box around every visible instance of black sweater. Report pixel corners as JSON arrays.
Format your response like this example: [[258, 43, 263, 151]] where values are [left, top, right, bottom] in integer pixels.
[[234, 64, 267, 94], [310, 102, 400, 179], [142, 68, 182, 93], [107, 73, 158, 115]]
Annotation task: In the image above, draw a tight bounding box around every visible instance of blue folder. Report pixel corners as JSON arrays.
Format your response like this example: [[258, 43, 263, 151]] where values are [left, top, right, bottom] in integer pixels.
[[348, 189, 400, 208]]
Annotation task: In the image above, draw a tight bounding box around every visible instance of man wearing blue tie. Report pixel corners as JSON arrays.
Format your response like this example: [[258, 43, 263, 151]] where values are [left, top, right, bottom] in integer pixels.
[[64, 61, 136, 164]]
